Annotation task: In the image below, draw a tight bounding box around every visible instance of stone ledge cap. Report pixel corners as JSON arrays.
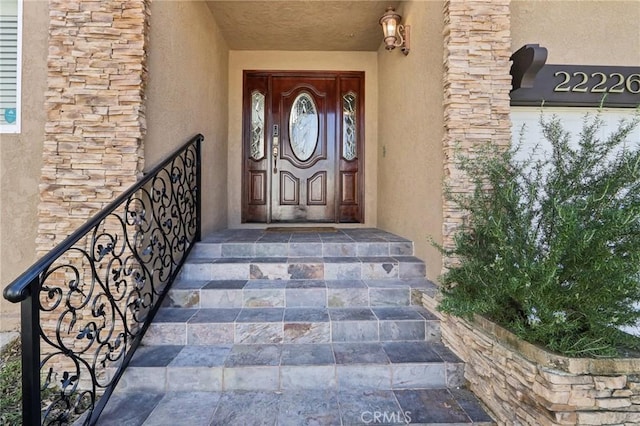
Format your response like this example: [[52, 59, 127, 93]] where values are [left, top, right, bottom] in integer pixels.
[[421, 289, 640, 375]]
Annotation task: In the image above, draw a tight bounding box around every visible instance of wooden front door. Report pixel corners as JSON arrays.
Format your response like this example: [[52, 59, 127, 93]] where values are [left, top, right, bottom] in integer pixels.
[[242, 71, 364, 223]]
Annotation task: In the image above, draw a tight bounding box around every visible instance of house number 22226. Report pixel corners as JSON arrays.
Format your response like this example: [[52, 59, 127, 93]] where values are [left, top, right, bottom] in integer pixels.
[[553, 71, 640, 94]]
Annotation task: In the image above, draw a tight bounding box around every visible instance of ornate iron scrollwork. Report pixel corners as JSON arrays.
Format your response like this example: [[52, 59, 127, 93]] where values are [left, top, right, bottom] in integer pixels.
[[4, 135, 202, 425]]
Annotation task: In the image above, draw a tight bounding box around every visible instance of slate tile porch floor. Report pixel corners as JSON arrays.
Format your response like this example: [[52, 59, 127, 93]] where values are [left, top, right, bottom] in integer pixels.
[[97, 388, 493, 426]]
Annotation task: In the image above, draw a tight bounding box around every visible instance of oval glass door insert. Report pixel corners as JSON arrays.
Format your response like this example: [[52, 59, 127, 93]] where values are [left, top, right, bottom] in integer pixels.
[[289, 92, 319, 161]]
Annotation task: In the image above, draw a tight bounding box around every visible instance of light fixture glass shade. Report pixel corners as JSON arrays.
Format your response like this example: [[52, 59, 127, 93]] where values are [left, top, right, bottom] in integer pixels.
[[379, 7, 402, 51], [382, 17, 397, 39]]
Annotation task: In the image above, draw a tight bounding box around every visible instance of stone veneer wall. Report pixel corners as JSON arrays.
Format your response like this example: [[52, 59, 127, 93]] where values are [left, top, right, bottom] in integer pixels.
[[37, 0, 150, 254], [423, 293, 640, 425], [441, 0, 512, 270]]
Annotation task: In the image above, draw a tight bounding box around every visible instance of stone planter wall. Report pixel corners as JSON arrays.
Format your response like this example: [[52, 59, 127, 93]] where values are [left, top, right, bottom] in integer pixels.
[[422, 291, 640, 425]]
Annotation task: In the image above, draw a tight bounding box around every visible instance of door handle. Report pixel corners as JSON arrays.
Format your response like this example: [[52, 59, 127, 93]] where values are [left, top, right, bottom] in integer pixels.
[[272, 124, 279, 174]]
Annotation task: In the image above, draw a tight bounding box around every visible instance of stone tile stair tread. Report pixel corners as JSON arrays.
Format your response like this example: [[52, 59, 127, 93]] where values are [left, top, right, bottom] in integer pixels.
[[171, 277, 433, 290], [237, 308, 285, 322], [191, 244, 414, 259], [203, 279, 248, 289], [149, 305, 438, 345], [153, 308, 199, 323], [199, 227, 412, 242], [244, 279, 288, 289], [180, 256, 426, 281], [284, 308, 329, 322], [328, 308, 377, 321], [189, 308, 242, 323], [267, 226, 338, 233], [287, 256, 328, 263], [152, 306, 437, 324], [284, 279, 327, 288], [127, 341, 462, 368], [326, 279, 367, 288], [171, 279, 212, 289], [97, 388, 493, 426], [186, 255, 422, 263], [356, 256, 401, 263]]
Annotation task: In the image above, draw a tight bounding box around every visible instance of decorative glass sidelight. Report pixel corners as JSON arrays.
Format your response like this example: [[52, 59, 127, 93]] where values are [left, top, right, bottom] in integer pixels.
[[289, 92, 319, 161], [342, 92, 357, 161], [250, 91, 265, 160]]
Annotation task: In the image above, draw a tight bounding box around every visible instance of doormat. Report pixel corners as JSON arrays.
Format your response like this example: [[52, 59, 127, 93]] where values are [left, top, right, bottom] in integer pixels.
[[266, 227, 338, 233]]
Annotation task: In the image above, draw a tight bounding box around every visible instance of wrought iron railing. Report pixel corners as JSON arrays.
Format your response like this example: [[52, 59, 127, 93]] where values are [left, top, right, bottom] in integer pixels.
[[3, 134, 202, 425]]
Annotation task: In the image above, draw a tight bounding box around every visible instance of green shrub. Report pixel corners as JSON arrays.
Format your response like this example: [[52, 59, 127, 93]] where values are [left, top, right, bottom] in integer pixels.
[[438, 113, 640, 357]]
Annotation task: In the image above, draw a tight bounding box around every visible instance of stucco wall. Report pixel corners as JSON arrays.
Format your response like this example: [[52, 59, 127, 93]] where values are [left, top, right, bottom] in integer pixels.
[[511, 0, 640, 65], [0, 0, 48, 331], [227, 51, 378, 228], [146, 0, 229, 235], [377, 1, 445, 282]]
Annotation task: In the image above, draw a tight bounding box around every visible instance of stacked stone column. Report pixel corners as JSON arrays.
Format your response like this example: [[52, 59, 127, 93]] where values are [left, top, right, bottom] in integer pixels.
[[37, 0, 149, 254], [441, 0, 513, 270], [35, 0, 150, 397]]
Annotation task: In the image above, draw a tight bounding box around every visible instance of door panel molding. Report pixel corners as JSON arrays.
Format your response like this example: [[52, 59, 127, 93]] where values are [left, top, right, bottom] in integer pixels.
[[249, 170, 267, 205], [340, 171, 357, 205], [280, 171, 300, 205], [307, 171, 327, 205]]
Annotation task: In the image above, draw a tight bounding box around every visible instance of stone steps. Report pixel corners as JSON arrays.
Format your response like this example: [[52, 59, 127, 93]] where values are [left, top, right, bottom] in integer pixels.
[[192, 228, 415, 259], [98, 229, 495, 425], [144, 306, 441, 346], [179, 228, 424, 281], [164, 278, 431, 309], [115, 341, 464, 393], [179, 256, 427, 281], [191, 240, 415, 258]]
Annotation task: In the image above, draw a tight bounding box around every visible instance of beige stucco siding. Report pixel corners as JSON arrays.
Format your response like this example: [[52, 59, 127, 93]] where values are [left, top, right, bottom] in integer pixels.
[[146, 0, 230, 234], [227, 51, 378, 228], [511, 0, 640, 66], [377, 0, 445, 281], [0, 0, 48, 330]]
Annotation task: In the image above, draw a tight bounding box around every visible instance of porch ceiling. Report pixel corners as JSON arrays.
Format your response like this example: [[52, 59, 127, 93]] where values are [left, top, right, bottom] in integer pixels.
[[206, 1, 401, 51]]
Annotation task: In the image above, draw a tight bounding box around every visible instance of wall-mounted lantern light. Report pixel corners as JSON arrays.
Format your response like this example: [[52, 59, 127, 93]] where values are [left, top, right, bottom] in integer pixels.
[[379, 6, 410, 55]]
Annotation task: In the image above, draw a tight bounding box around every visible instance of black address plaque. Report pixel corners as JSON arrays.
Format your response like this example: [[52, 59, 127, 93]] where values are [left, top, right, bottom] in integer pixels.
[[510, 44, 640, 108]]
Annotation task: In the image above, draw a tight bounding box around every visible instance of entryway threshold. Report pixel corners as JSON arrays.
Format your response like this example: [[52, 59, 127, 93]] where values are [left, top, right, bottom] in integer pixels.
[[266, 226, 338, 233], [199, 228, 413, 245]]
